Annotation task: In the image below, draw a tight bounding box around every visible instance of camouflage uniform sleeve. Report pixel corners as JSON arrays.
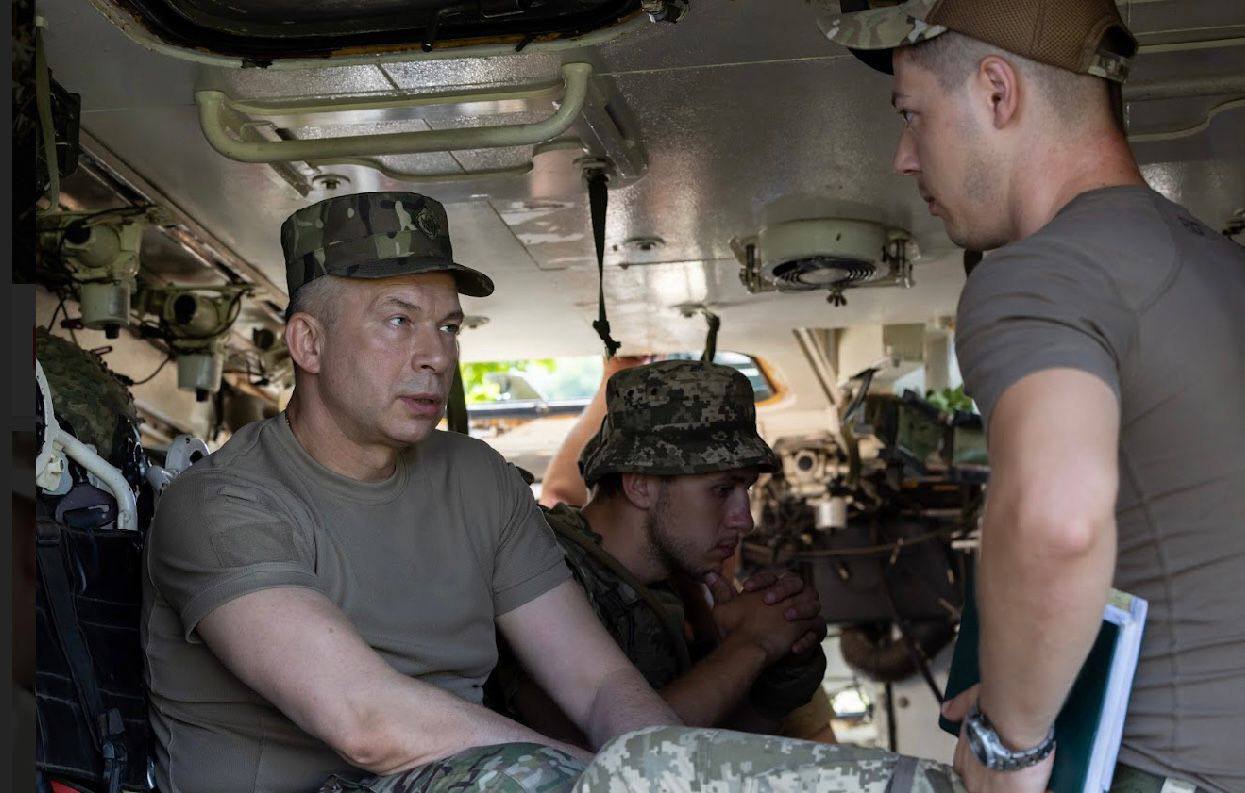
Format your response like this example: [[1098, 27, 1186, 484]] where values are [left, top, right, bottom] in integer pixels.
[[747, 644, 829, 720]]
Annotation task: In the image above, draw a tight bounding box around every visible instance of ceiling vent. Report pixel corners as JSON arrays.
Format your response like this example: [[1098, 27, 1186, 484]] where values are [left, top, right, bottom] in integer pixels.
[[732, 218, 918, 306]]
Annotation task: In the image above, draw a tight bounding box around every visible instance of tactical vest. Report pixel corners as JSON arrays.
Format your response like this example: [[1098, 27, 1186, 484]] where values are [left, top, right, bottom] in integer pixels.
[[542, 505, 692, 689]]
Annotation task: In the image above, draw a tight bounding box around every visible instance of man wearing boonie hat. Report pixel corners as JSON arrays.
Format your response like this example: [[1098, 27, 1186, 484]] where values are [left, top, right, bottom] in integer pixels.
[[490, 360, 833, 743], [822, 2, 1245, 792], [142, 192, 680, 793]]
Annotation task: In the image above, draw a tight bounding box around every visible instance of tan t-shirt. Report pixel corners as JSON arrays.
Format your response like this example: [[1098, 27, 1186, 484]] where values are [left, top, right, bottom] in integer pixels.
[[956, 187, 1245, 792], [142, 415, 570, 793]]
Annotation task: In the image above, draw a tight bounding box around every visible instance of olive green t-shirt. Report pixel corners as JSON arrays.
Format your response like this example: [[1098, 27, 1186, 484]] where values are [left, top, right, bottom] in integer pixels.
[[955, 186, 1245, 792], [142, 415, 570, 793]]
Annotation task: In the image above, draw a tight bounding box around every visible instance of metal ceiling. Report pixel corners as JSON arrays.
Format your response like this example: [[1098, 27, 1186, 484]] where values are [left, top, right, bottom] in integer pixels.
[[38, 0, 1245, 443]]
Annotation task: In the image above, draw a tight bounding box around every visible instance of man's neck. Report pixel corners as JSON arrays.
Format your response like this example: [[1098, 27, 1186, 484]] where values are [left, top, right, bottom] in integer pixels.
[[285, 395, 400, 482], [580, 498, 669, 586], [1007, 129, 1146, 242]]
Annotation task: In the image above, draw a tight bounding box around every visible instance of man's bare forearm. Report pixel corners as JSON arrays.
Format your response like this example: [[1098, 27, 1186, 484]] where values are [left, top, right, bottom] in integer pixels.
[[977, 506, 1116, 748], [582, 665, 682, 749], [349, 672, 595, 773], [659, 637, 768, 728], [539, 393, 608, 508]]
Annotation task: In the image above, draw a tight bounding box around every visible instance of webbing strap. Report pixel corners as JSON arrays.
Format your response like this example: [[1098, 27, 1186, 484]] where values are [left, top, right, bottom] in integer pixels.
[[446, 366, 469, 435], [885, 754, 919, 793], [36, 524, 127, 793], [586, 169, 621, 359], [700, 310, 720, 363], [35, 27, 60, 206], [550, 514, 692, 673]]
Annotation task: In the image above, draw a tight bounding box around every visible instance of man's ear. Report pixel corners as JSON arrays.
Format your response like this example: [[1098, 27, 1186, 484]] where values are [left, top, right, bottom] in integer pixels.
[[620, 473, 661, 510], [285, 314, 325, 375], [977, 55, 1021, 130]]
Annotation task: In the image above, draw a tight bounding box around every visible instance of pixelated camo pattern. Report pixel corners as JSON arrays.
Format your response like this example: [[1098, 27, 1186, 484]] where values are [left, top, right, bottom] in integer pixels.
[[546, 505, 691, 689], [320, 743, 586, 793], [579, 360, 779, 487], [574, 726, 967, 793], [280, 192, 493, 298]]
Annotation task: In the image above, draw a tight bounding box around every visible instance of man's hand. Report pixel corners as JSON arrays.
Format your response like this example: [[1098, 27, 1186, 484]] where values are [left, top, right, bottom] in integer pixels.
[[943, 685, 1054, 793], [703, 571, 823, 663], [706, 570, 825, 655]]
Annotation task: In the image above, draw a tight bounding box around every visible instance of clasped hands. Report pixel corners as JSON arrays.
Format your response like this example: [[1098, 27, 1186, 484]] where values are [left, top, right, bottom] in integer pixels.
[[702, 568, 826, 664]]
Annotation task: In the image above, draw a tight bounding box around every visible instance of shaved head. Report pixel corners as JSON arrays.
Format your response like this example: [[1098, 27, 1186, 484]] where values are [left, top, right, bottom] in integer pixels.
[[901, 31, 1117, 129]]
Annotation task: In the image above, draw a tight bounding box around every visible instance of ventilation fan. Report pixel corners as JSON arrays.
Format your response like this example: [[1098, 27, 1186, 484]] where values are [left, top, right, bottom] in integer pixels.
[[732, 218, 918, 306]]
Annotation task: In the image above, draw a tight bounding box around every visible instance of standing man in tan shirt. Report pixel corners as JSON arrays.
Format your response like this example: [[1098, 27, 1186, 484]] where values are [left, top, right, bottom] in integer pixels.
[[142, 192, 679, 793], [574, 2, 1243, 792], [823, 1, 1245, 791]]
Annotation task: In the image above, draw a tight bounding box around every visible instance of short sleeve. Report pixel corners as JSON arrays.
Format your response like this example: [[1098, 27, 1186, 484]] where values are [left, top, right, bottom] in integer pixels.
[[146, 473, 321, 642], [489, 458, 571, 616], [954, 241, 1137, 426]]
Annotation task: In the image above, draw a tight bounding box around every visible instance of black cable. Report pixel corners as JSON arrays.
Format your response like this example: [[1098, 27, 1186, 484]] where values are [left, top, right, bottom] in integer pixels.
[[45, 293, 67, 330], [131, 353, 174, 386]]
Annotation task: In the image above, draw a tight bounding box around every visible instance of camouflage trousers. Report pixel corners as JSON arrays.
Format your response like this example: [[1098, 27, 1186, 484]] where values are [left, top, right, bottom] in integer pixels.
[[319, 743, 586, 793], [573, 727, 967, 793]]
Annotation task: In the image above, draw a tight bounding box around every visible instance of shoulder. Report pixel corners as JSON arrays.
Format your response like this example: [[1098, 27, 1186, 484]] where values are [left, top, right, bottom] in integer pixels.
[[542, 504, 595, 538], [962, 188, 1173, 313], [154, 424, 309, 538], [416, 429, 509, 473], [542, 506, 617, 585]]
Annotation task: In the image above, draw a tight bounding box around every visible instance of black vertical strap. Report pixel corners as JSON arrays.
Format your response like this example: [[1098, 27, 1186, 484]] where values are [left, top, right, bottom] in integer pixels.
[[35, 27, 60, 206], [700, 310, 721, 363], [447, 365, 468, 434], [586, 170, 621, 359], [36, 523, 127, 793]]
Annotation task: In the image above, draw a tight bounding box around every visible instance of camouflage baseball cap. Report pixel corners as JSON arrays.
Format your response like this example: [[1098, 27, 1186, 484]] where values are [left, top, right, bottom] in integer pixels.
[[579, 360, 780, 487], [280, 191, 494, 302], [823, 0, 1137, 83]]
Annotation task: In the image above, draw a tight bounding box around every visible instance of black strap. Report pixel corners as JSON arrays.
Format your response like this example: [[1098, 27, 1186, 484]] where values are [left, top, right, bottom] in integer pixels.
[[876, 529, 945, 705], [586, 169, 621, 359], [446, 366, 469, 435], [36, 523, 127, 793], [700, 310, 720, 363]]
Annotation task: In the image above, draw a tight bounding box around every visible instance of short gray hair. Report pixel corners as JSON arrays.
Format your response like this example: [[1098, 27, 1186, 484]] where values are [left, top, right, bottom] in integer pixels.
[[287, 274, 343, 327]]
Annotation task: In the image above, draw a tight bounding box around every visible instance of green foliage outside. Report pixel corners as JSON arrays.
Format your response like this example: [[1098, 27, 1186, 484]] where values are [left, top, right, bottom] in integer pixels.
[[925, 384, 975, 414], [460, 357, 603, 405]]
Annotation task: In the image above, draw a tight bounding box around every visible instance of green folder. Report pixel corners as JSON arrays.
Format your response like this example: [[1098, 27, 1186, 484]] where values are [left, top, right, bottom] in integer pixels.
[[938, 575, 1146, 793]]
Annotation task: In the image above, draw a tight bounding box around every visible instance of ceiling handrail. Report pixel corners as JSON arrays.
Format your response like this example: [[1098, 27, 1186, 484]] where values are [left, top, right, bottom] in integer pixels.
[[196, 62, 592, 164]]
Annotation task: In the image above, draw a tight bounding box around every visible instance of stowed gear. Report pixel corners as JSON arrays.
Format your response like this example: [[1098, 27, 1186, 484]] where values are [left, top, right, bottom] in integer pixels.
[[36, 328, 146, 491]]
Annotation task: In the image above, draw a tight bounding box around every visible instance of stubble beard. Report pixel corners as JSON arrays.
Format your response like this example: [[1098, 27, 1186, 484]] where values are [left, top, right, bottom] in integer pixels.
[[643, 487, 710, 580]]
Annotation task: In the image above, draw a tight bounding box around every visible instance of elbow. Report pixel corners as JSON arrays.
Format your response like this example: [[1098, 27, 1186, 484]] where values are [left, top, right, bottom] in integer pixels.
[[1008, 500, 1113, 561], [336, 730, 391, 774], [322, 707, 406, 774]]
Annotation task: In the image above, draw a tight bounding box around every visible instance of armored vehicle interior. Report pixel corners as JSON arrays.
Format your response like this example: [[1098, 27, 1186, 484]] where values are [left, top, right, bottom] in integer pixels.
[[20, 0, 1245, 787]]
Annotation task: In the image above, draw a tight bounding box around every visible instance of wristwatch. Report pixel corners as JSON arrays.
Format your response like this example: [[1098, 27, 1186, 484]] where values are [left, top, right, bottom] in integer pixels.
[[964, 702, 1056, 771]]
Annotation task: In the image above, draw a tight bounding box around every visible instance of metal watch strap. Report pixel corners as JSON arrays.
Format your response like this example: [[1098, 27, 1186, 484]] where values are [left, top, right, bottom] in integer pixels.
[[965, 702, 1056, 771]]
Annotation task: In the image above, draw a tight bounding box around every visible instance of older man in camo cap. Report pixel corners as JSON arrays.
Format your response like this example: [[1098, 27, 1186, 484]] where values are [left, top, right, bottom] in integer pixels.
[[143, 191, 681, 793], [491, 359, 836, 747]]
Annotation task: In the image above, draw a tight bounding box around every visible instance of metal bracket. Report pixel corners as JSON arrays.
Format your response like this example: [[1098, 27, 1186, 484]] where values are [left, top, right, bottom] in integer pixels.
[[196, 62, 593, 164]]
